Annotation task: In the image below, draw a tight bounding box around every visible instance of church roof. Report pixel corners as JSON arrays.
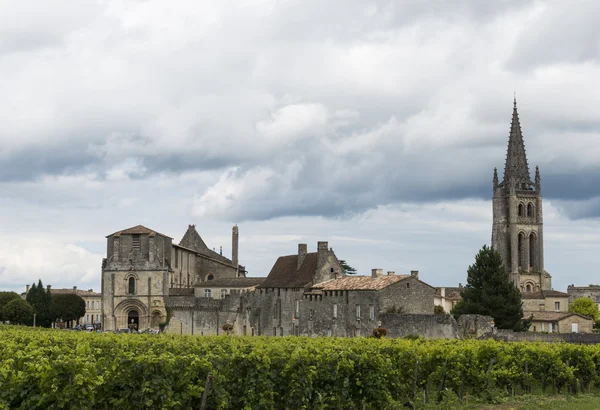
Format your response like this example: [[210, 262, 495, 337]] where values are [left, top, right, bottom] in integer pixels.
[[108, 225, 172, 239], [503, 98, 531, 183], [259, 253, 319, 288], [177, 225, 235, 266]]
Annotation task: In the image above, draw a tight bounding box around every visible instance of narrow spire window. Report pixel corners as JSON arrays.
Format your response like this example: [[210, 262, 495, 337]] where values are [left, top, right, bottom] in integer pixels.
[[518, 204, 524, 216], [518, 233, 524, 270], [128, 277, 135, 295], [529, 233, 536, 270], [527, 203, 534, 217]]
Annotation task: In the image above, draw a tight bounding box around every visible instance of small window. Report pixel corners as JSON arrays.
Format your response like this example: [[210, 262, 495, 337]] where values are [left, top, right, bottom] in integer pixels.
[[221, 289, 227, 299], [333, 303, 338, 319], [518, 204, 524, 216], [355, 305, 361, 320], [369, 305, 374, 321], [527, 203, 534, 217], [526, 284, 531, 292], [295, 300, 300, 317], [132, 234, 141, 251], [128, 277, 135, 295], [330, 268, 334, 273], [406, 282, 410, 288], [207, 274, 214, 281], [205, 289, 212, 298], [555, 302, 560, 312], [309, 309, 314, 320]]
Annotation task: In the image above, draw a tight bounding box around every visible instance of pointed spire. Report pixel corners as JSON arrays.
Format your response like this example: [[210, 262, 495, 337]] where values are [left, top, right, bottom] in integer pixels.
[[503, 97, 531, 184], [535, 165, 541, 191]]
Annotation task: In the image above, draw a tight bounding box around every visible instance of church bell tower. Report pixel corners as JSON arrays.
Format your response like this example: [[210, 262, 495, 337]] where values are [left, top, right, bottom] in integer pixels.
[[491, 98, 551, 292]]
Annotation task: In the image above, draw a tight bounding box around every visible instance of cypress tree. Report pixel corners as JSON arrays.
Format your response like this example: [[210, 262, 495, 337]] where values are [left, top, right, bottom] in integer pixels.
[[25, 279, 53, 327], [452, 245, 528, 331]]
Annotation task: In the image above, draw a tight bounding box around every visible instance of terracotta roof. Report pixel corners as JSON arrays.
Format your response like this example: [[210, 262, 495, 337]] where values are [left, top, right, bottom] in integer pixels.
[[315, 275, 410, 291], [434, 287, 463, 300], [50, 288, 101, 297], [522, 290, 569, 299], [194, 277, 266, 287], [525, 311, 592, 322], [259, 253, 318, 288], [108, 225, 172, 239]]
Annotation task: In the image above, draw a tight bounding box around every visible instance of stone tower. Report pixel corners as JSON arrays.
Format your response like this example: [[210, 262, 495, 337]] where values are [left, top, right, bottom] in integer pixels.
[[491, 98, 551, 292]]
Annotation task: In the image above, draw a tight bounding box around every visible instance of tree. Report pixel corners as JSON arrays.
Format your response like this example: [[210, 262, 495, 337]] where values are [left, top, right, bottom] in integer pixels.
[[339, 260, 357, 275], [26, 280, 53, 327], [569, 297, 599, 321], [434, 305, 446, 314], [0, 291, 21, 321], [452, 245, 528, 331], [51, 293, 86, 326], [2, 299, 34, 325]]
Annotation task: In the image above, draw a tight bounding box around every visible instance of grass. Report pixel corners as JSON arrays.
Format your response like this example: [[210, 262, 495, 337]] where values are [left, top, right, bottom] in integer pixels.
[[467, 394, 600, 410]]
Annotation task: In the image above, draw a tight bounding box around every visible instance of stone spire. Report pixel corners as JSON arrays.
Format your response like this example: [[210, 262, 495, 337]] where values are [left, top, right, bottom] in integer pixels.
[[535, 165, 541, 191], [503, 97, 531, 183], [493, 167, 498, 190]]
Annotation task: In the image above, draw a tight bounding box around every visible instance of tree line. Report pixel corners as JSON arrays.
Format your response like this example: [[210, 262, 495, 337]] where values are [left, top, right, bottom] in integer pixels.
[[0, 280, 86, 327]]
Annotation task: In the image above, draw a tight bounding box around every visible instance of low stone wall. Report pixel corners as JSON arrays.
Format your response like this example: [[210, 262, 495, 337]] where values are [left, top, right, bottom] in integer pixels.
[[457, 314, 494, 339], [380, 313, 458, 339], [491, 330, 600, 344], [168, 288, 194, 296]]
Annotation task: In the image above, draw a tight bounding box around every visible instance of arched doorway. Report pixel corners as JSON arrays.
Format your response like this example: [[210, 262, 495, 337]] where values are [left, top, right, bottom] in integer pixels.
[[128, 309, 139, 330]]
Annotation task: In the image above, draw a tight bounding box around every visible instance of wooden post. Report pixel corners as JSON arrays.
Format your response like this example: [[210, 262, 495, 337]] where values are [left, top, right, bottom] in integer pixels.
[[199, 374, 213, 410]]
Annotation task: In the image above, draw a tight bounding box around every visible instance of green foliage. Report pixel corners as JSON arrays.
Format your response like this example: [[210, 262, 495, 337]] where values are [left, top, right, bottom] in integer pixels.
[[0, 292, 21, 321], [1, 299, 34, 325], [385, 305, 404, 314], [51, 293, 86, 324], [570, 297, 599, 321], [434, 305, 446, 314], [338, 259, 357, 275], [453, 245, 527, 331], [25, 280, 53, 327], [2, 327, 600, 408]]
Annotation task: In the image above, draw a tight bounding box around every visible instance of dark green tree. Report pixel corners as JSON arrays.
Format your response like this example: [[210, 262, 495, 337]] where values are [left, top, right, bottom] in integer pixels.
[[0, 291, 21, 321], [434, 305, 446, 314], [339, 260, 357, 275], [51, 293, 86, 327], [452, 245, 528, 331], [2, 298, 35, 325], [25, 280, 53, 327]]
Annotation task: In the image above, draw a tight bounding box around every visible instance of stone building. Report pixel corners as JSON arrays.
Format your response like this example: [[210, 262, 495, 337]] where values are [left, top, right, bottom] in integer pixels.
[[567, 285, 600, 310], [527, 311, 593, 334], [24, 285, 102, 327], [491, 98, 551, 292], [522, 290, 569, 313], [165, 242, 436, 337], [434, 286, 463, 313], [101, 224, 243, 331]]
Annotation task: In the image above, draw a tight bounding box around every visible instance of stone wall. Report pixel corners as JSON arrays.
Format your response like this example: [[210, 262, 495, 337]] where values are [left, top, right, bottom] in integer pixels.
[[491, 330, 600, 344], [567, 285, 600, 306], [379, 277, 435, 314], [456, 314, 494, 338], [379, 314, 457, 339]]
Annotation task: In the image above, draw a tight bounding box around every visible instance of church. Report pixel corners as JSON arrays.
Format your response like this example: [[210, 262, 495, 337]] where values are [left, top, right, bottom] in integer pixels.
[[491, 98, 551, 293]]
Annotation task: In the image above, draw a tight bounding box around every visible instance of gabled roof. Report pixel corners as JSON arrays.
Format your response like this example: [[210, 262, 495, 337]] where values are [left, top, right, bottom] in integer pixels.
[[315, 275, 409, 291], [503, 98, 531, 183], [259, 253, 318, 288], [107, 225, 172, 239], [194, 277, 266, 287], [434, 287, 463, 301], [179, 225, 208, 252], [522, 290, 569, 300], [525, 311, 593, 322]]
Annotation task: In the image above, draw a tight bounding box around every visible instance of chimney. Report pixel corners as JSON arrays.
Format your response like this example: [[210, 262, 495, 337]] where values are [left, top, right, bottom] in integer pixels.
[[371, 269, 383, 278], [410, 270, 419, 279], [298, 243, 307, 269], [26, 284, 30, 293], [232, 225, 239, 267], [73, 286, 77, 293], [220, 246, 222, 256], [317, 241, 328, 268], [387, 271, 395, 276], [441, 287, 446, 298]]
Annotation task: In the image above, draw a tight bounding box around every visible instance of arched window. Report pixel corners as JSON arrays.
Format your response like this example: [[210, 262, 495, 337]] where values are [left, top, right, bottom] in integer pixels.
[[207, 274, 214, 281], [518, 204, 524, 216], [527, 203, 534, 217], [518, 233, 524, 269], [529, 233, 536, 270], [128, 277, 135, 295], [204, 289, 212, 298], [526, 284, 531, 292]]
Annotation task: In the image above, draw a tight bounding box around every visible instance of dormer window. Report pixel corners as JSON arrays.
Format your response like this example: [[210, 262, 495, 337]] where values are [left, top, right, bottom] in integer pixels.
[[132, 234, 141, 251]]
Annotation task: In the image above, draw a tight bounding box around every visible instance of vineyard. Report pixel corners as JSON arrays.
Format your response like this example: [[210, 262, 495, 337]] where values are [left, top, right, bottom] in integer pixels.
[[2, 326, 600, 409]]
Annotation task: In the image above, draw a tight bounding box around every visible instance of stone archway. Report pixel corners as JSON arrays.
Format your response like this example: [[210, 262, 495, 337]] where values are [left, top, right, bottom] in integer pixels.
[[114, 299, 148, 331], [128, 309, 139, 330]]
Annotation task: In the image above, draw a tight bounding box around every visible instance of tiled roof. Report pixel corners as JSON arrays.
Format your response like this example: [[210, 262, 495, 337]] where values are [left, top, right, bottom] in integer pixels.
[[434, 287, 463, 300], [315, 275, 410, 291], [108, 225, 172, 239], [194, 277, 266, 287], [259, 253, 318, 288], [50, 288, 101, 297], [522, 290, 569, 300], [525, 311, 592, 322]]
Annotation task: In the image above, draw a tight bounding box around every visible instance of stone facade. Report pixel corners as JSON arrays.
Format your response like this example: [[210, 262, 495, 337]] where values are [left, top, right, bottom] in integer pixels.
[[101, 224, 243, 331], [526, 311, 593, 334], [522, 290, 569, 313], [434, 286, 462, 313], [26, 285, 102, 327], [165, 242, 437, 337], [491, 99, 551, 292], [567, 285, 600, 310]]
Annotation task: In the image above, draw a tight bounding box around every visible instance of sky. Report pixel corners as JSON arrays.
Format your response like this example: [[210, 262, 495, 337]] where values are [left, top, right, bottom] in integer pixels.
[[1, 0, 599, 294]]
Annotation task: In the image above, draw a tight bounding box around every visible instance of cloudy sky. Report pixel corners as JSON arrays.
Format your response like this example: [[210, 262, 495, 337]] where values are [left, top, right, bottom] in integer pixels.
[[1, 0, 599, 294]]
